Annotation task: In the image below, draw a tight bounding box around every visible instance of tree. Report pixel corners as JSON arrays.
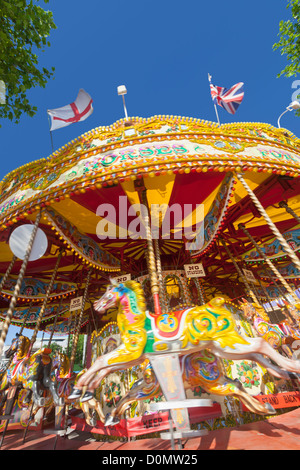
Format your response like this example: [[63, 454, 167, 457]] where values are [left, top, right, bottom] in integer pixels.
[[273, 0, 300, 77], [0, 0, 56, 123], [50, 341, 63, 356], [64, 334, 85, 371]]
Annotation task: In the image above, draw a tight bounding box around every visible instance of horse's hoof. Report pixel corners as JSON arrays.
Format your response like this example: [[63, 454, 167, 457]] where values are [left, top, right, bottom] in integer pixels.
[[80, 391, 94, 403], [88, 417, 97, 427], [23, 390, 32, 404], [68, 389, 82, 401], [37, 397, 45, 407], [264, 402, 276, 414], [105, 414, 120, 427]]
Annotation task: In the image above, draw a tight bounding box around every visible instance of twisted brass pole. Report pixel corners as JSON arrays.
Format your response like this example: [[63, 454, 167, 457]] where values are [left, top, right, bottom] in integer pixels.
[[220, 238, 260, 304], [19, 301, 34, 336], [0, 255, 16, 293], [154, 239, 167, 313], [0, 211, 42, 356], [236, 173, 300, 272], [278, 201, 300, 225], [239, 223, 299, 304], [30, 250, 63, 348], [47, 296, 63, 348], [140, 190, 161, 315], [69, 269, 92, 375]]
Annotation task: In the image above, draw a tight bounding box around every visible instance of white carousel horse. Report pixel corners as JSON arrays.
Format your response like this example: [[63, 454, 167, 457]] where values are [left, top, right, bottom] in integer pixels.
[[69, 280, 300, 403], [104, 350, 275, 427]]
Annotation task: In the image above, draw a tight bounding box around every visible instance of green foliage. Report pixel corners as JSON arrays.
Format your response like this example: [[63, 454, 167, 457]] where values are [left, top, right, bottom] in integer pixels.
[[50, 341, 63, 355], [0, 0, 56, 123], [64, 334, 85, 370], [273, 0, 300, 77]]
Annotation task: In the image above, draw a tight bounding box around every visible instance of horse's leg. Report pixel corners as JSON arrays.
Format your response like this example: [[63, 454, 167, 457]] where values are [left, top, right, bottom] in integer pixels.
[[91, 398, 106, 423], [69, 352, 145, 401], [71, 349, 121, 394], [0, 373, 8, 393], [80, 401, 95, 426], [105, 376, 161, 427], [79, 398, 106, 425], [210, 337, 300, 376], [43, 375, 64, 407], [245, 337, 300, 373], [242, 352, 297, 379], [196, 373, 275, 416], [31, 380, 45, 407], [43, 363, 64, 407]]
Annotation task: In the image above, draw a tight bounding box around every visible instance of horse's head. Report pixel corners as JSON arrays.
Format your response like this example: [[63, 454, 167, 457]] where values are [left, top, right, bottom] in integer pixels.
[[93, 281, 123, 313], [208, 297, 225, 309], [52, 351, 70, 378], [6, 334, 30, 359], [5, 334, 21, 358]]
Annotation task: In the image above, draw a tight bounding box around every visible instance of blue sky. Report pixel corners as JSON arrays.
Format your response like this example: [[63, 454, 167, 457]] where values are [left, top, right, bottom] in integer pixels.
[[1, 0, 299, 182], [1, 0, 299, 344]]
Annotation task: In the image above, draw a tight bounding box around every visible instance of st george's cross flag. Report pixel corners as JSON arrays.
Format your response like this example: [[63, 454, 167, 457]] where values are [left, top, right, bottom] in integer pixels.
[[209, 81, 244, 115], [47, 89, 93, 131]]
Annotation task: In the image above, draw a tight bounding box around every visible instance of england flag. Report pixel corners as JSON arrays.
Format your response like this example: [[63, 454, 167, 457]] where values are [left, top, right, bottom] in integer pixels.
[[47, 89, 93, 131]]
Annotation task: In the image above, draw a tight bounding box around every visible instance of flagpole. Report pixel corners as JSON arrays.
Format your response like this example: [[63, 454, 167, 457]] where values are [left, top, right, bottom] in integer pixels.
[[117, 85, 129, 121], [47, 111, 54, 153], [208, 73, 220, 126]]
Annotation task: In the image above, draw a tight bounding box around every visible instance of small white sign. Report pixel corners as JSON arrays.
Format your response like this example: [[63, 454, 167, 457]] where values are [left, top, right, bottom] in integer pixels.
[[70, 296, 83, 311], [184, 263, 206, 278], [243, 268, 256, 283], [113, 273, 131, 283]]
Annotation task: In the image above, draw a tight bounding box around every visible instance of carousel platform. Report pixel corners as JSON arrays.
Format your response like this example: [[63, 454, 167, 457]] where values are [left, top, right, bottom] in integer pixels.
[[1, 407, 300, 450]]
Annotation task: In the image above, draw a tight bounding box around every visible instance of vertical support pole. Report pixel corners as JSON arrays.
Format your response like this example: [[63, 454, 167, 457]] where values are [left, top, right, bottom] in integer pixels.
[[154, 239, 167, 313], [0, 211, 42, 356], [257, 278, 276, 312], [19, 302, 34, 336], [236, 173, 300, 272], [47, 296, 63, 347], [220, 238, 260, 304], [278, 201, 300, 225], [30, 250, 63, 349], [0, 255, 16, 292], [140, 190, 161, 316], [238, 223, 299, 304], [69, 269, 92, 375]]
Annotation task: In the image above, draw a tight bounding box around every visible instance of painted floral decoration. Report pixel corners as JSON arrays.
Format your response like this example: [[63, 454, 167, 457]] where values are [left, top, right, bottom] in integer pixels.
[[236, 361, 260, 389], [103, 381, 121, 408]]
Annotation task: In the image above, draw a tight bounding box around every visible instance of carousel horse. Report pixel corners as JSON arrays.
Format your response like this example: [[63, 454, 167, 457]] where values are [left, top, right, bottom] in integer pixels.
[[239, 299, 300, 352], [0, 334, 64, 408], [104, 349, 275, 426], [253, 317, 285, 350], [69, 280, 300, 403], [52, 352, 106, 426]]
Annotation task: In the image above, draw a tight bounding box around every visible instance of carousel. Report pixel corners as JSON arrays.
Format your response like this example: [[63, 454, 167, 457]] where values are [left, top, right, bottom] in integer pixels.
[[0, 114, 300, 448]]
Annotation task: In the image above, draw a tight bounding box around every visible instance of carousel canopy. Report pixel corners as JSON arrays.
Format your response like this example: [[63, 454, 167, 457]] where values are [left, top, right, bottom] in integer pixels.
[[0, 116, 300, 330]]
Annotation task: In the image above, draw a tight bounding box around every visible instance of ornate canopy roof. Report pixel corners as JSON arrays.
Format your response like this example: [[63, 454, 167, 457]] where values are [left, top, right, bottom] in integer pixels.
[[0, 116, 299, 330]]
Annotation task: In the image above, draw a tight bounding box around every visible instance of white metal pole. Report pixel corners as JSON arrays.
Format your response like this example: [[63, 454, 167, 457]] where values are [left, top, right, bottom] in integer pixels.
[[208, 73, 220, 126]]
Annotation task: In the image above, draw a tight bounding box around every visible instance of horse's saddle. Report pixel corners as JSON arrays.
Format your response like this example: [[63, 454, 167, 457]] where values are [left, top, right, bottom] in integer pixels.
[[144, 309, 191, 352], [146, 309, 190, 340]]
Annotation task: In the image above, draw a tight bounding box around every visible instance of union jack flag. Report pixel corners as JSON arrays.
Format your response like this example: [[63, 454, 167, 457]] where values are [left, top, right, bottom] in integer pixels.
[[210, 81, 244, 115]]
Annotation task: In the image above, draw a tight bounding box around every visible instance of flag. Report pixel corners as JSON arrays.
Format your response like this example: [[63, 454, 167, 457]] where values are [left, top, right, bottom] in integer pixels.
[[210, 81, 244, 115], [47, 89, 93, 131]]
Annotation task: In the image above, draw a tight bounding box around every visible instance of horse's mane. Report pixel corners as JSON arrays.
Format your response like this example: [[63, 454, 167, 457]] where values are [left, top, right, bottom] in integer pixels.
[[125, 280, 146, 313], [111, 279, 146, 314], [17, 335, 30, 360], [57, 352, 70, 377]]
